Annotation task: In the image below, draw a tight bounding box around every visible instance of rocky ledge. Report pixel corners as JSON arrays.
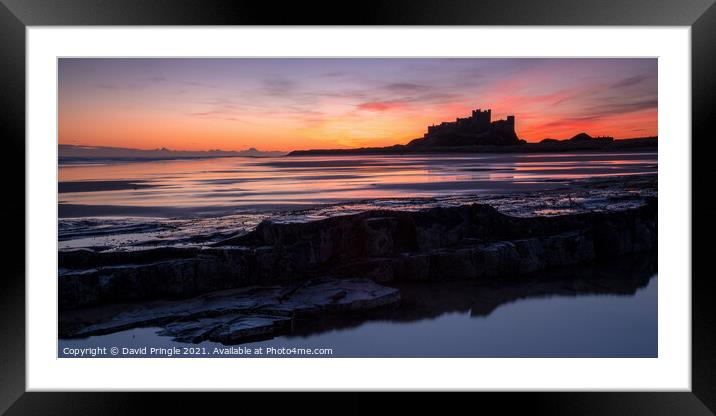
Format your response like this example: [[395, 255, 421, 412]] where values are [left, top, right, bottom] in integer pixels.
[[59, 198, 657, 310], [59, 253, 655, 345], [59, 278, 399, 344]]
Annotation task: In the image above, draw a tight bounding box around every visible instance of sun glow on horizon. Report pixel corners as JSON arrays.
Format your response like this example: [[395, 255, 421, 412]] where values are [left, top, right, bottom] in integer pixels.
[[59, 58, 657, 152]]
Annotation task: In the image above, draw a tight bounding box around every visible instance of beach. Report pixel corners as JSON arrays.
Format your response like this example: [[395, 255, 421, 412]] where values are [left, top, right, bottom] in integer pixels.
[[58, 151, 658, 357], [59, 151, 656, 249]]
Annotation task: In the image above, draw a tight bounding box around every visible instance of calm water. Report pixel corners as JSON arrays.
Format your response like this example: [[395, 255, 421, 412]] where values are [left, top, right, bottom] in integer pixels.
[[59, 268, 657, 358], [59, 152, 657, 218]]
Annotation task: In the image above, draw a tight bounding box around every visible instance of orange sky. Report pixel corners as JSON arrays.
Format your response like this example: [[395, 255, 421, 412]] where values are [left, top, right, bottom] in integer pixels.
[[59, 58, 657, 151]]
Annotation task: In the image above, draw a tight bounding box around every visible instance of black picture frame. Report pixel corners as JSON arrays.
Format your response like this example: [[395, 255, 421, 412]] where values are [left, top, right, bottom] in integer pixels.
[[1, 0, 713, 414]]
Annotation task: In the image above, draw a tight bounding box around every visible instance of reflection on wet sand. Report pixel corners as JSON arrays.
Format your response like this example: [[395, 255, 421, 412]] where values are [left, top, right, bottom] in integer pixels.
[[58, 152, 657, 218]]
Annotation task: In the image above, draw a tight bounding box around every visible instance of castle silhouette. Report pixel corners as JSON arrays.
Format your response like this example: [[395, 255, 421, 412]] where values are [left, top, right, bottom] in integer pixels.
[[407, 108, 523, 148]]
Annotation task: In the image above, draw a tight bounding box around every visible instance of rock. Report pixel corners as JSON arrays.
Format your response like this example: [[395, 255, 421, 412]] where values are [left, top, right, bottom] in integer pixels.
[[158, 314, 292, 344], [59, 246, 200, 269], [60, 278, 400, 345], [361, 217, 398, 256], [58, 199, 657, 309], [59, 253, 656, 346]]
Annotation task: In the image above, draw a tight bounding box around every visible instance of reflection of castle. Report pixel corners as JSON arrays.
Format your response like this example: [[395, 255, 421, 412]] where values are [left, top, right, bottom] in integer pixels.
[[409, 108, 522, 148]]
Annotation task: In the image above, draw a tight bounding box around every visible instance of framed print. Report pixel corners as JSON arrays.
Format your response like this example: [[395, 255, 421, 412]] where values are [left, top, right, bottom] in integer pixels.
[[1, 0, 714, 414]]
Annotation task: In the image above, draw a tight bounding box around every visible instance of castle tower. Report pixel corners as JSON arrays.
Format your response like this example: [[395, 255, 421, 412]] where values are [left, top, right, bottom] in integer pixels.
[[506, 115, 515, 129], [469, 108, 491, 131]]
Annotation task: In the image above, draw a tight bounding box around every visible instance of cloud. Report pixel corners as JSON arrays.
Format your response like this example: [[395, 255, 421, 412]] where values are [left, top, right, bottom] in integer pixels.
[[321, 71, 347, 78], [610, 75, 650, 89], [262, 77, 296, 96], [187, 97, 244, 122], [144, 76, 166, 83], [382, 82, 432, 94], [585, 98, 658, 117], [357, 101, 406, 112], [96, 83, 118, 90]]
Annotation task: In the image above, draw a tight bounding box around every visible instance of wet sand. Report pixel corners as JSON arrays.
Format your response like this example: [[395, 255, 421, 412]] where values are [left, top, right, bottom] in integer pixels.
[[58, 152, 657, 219], [58, 173, 656, 251], [59, 180, 156, 193]]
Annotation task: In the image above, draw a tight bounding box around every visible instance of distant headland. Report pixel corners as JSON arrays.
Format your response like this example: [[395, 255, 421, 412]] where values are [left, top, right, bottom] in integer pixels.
[[59, 144, 286, 162], [289, 109, 657, 156]]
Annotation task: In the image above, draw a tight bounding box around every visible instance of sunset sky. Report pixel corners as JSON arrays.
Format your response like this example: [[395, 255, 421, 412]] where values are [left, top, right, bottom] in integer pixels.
[[58, 58, 657, 151]]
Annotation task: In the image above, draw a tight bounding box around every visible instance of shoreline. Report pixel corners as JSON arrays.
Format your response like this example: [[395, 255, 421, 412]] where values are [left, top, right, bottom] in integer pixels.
[[288, 137, 657, 156], [58, 172, 657, 220], [58, 174, 657, 253]]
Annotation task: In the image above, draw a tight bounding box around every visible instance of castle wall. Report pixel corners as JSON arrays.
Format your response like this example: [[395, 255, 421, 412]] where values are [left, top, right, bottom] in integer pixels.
[[423, 109, 518, 144]]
